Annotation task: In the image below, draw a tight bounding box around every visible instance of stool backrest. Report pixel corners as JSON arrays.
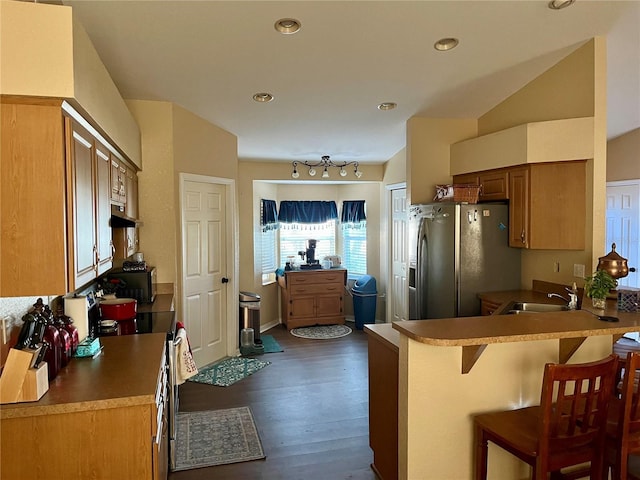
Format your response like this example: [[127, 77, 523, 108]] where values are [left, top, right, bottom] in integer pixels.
[[539, 355, 618, 461], [618, 352, 640, 451]]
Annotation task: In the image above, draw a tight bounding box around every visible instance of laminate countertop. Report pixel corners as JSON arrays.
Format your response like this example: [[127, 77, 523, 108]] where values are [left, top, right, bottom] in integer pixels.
[[0, 333, 166, 419], [393, 293, 640, 347]]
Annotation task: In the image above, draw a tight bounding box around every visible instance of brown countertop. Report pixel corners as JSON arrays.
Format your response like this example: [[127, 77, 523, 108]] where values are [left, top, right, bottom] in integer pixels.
[[0, 333, 166, 419], [393, 292, 640, 347], [364, 323, 399, 352]]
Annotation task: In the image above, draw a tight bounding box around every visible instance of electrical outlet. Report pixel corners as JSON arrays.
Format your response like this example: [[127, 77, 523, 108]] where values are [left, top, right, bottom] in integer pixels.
[[553, 261, 560, 273], [573, 264, 586, 278]]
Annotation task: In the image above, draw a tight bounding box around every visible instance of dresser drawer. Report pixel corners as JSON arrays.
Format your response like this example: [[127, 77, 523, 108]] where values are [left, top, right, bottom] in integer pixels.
[[291, 283, 344, 296], [288, 271, 345, 285]]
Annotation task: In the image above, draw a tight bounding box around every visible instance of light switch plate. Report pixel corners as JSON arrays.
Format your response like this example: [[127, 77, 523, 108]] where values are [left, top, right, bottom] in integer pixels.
[[573, 264, 586, 278]]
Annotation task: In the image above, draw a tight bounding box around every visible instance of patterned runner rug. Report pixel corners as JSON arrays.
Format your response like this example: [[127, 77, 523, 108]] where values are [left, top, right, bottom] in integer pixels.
[[290, 324, 352, 339], [188, 357, 271, 387], [174, 407, 265, 471]]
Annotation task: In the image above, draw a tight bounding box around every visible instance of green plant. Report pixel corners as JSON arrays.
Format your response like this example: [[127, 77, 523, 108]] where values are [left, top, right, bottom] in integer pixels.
[[584, 269, 617, 299]]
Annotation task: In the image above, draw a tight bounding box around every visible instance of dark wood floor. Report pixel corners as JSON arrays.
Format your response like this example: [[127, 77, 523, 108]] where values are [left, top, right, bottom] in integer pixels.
[[169, 322, 378, 480]]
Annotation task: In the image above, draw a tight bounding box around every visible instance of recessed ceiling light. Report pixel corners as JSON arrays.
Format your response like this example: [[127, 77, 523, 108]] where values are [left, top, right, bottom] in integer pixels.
[[253, 93, 274, 103], [378, 102, 397, 111], [275, 18, 301, 34], [548, 0, 575, 10], [434, 37, 459, 52]]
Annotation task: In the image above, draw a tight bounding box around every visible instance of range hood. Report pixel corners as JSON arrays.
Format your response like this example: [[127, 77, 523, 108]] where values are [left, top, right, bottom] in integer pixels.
[[110, 205, 143, 228]]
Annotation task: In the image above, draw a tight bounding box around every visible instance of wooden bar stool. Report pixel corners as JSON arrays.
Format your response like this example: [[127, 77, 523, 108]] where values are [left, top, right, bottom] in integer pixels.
[[473, 355, 618, 480], [602, 351, 640, 479]]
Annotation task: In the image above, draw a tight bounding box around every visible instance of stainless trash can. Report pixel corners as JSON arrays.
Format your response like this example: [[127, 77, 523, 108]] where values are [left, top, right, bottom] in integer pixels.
[[239, 291, 261, 346]]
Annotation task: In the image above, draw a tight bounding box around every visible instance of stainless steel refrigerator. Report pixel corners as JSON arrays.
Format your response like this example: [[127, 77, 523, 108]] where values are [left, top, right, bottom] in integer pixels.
[[408, 203, 521, 319]]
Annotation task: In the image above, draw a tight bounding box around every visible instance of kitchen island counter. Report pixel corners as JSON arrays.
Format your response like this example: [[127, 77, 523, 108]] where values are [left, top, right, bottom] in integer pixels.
[[393, 306, 640, 346], [393, 300, 640, 480]]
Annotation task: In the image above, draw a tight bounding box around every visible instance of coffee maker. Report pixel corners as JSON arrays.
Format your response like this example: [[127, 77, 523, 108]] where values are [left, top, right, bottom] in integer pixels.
[[298, 239, 321, 269]]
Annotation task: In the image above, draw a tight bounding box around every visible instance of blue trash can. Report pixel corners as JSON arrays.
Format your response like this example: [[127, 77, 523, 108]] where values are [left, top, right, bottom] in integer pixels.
[[352, 275, 377, 329]]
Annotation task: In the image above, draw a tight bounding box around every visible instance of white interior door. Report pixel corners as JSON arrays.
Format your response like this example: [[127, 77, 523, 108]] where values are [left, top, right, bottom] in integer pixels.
[[390, 187, 408, 322], [606, 181, 640, 288], [181, 179, 228, 367], [605, 181, 640, 288]]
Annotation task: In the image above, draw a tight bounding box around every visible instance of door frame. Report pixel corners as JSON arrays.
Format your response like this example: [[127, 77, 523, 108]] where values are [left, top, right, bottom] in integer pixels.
[[178, 172, 238, 358], [386, 182, 407, 324]]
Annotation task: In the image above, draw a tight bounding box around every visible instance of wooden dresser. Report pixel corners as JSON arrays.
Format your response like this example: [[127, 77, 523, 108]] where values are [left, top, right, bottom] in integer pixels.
[[278, 269, 347, 330]]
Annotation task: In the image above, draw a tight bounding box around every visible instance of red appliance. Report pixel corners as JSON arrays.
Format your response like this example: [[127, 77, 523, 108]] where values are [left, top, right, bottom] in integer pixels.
[[99, 298, 137, 335]]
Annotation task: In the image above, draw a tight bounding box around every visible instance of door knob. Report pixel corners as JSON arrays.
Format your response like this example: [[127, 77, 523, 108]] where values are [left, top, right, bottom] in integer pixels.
[[221, 277, 229, 283]]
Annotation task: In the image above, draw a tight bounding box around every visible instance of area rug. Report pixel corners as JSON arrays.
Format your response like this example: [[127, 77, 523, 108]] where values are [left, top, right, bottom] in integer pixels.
[[260, 334, 283, 353], [174, 407, 265, 471], [290, 324, 352, 340], [188, 357, 271, 387]]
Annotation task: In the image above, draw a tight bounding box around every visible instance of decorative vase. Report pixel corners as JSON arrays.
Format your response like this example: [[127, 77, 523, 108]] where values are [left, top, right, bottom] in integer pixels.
[[591, 297, 606, 310]]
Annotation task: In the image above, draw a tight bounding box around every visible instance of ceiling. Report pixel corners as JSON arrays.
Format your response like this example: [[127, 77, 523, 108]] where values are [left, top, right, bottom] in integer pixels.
[[62, 0, 640, 165]]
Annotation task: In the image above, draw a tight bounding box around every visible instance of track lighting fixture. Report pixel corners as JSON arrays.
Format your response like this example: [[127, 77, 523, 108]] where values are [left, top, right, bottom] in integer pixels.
[[291, 155, 362, 179]]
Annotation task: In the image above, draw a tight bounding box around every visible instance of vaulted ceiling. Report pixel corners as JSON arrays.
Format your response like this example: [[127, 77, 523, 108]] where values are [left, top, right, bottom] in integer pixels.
[[64, 0, 640, 164]]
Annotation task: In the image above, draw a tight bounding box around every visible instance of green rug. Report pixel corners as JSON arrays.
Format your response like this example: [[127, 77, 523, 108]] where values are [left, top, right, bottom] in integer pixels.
[[174, 407, 265, 471], [188, 357, 271, 387], [260, 334, 283, 353]]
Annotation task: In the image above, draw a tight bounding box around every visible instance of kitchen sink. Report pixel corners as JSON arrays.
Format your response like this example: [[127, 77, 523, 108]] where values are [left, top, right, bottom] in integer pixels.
[[504, 302, 569, 314]]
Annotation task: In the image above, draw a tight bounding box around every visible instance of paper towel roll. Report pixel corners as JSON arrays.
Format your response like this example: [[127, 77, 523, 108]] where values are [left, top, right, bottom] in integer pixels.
[[64, 295, 89, 343]]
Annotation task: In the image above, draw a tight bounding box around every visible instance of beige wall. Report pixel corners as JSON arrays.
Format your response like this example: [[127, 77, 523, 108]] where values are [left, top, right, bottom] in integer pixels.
[[478, 40, 596, 135], [607, 128, 640, 181], [406, 117, 477, 205], [479, 38, 605, 287], [0, 1, 74, 98], [0, 0, 141, 167], [126, 100, 176, 284]]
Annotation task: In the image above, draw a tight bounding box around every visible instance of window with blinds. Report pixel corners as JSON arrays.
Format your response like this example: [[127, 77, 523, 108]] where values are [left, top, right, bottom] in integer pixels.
[[342, 225, 367, 276], [279, 221, 336, 265]]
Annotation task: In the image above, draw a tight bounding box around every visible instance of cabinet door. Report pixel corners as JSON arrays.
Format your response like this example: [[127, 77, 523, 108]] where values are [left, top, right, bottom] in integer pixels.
[[68, 120, 98, 288], [316, 292, 343, 318], [478, 171, 508, 201], [95, 142, 114, 275], [110, 157, 121, 203], [529, 162, 586, 250], [1, 101, 67, 296], [125, 165, 138, 219], [509, 167, 529, 248], [290, 295, 316, 319]]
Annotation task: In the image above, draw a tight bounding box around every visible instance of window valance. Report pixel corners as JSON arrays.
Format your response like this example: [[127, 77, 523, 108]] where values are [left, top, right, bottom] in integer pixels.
[[278, 200, 338, 224], [341, 200, 366, 229], [260, 199, 279, 232]]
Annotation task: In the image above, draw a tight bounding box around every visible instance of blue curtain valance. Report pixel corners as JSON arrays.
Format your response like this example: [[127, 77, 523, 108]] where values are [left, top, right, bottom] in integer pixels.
[[278, 200, 338, 224], [341, 200, 366, 228], [261, 199, 279, 232]]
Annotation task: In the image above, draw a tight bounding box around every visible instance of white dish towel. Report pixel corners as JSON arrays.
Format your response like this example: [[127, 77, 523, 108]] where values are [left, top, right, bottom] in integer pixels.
[[175, 327, 198, 385]]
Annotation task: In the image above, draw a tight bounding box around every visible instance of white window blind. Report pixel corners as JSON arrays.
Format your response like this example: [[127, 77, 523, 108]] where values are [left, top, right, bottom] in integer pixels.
[[342, 226, 367, 276], [261, 228, 277, 274], [279, 221, 336, 266]]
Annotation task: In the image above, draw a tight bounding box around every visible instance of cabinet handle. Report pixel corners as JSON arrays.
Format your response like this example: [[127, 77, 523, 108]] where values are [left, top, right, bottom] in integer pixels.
[[520, 229, 526, 244], [93, 245, 99, 271]]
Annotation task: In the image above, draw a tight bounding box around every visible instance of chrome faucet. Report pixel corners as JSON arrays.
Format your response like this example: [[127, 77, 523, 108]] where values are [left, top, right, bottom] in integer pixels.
[[548, 285, 579, 310]]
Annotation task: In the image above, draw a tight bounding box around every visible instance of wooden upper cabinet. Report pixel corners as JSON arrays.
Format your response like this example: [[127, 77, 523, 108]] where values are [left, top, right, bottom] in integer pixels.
[[454, 169, 508, 202], [1, 99, 68, 296], [125, 165, 138, 219], [1, 98, 132, 296], [110, 157, 125, 205], [95, 142, 114, 274], [509, 161, 586, 250], [456, 160, 586, 250], [67, 119, 98, 289], [508, 167, 529, 248]]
